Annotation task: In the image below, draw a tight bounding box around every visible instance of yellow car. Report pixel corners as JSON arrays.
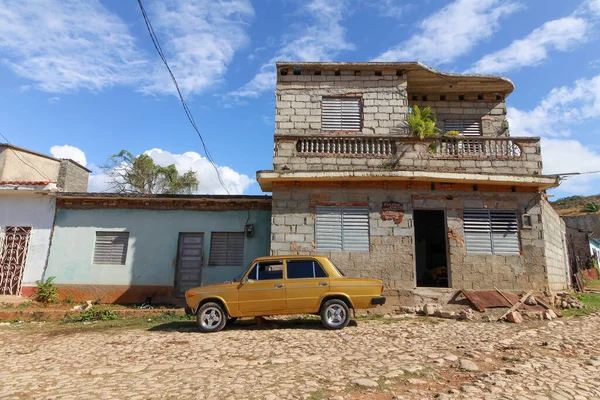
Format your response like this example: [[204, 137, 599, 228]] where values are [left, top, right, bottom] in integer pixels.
[[185, 256, 386, 332]]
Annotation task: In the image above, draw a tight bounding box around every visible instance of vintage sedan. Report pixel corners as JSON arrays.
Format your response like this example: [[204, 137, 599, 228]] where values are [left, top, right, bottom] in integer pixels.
[[185, 256, 386, 332]]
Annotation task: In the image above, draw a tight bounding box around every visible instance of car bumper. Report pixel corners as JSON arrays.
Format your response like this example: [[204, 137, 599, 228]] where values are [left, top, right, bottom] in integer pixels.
[[371, 296, 386, 306]]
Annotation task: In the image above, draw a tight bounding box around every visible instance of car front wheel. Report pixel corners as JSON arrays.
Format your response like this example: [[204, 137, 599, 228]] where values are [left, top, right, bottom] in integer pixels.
[[196, 302, 227, 333], [320, 299, 350, 330]]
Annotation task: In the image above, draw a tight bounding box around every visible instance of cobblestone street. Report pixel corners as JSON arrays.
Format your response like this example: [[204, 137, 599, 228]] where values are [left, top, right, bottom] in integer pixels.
[[1, 315, 600, 400]]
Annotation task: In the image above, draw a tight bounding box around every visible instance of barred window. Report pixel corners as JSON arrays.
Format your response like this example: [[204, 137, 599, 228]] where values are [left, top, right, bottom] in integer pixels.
[[463, 210, 520, 255], [93, 232, 129, 265]]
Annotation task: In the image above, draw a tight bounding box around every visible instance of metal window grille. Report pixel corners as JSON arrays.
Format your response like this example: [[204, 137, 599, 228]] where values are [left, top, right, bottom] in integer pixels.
[[444, 120, 482, 136], [93, 232, 129, 265], [463, 210, 520, 255], [321, 97, 361, 131], [315, 206, 369, 251], [209, 232, 245, 266]]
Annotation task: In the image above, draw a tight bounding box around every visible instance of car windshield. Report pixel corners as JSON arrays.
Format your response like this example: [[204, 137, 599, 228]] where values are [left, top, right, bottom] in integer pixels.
[[329, 260, 345, 277]]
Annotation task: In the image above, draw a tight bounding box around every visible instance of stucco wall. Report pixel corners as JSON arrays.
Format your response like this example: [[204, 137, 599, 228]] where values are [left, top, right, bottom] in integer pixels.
[[0, 193, 55, 291], [0, 148, 61, 182], [270, 185, 552, 291], [45, 208, 271, 289], [541, 198, 570, 291]]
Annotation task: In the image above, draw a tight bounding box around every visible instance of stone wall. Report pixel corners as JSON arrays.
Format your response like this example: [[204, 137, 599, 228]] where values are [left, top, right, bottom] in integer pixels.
[[271, 185, 552, 291], [540, 198, 570, 291], [58, 160, 89, 192]]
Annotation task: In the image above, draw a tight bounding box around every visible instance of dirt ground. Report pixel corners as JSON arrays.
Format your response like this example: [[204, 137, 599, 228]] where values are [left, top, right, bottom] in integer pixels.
[[1, 314, 600, 400]]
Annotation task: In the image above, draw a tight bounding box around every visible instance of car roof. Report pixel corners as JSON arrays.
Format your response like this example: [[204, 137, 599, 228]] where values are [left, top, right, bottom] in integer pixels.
[[253, 255, 330, 262]]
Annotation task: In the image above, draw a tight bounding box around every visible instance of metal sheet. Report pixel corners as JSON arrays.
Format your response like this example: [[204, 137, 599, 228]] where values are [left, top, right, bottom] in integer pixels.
[[93, 232, 129, 265], [322, 97, 361, 131], [208, 232, 244, 266], [0, 226, 31, 295], [315, 206, 342, 251]]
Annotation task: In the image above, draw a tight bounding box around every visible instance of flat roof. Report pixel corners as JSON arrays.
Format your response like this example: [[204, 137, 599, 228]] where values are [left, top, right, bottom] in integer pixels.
[[0, 143, 92, 173], [57, 192, 272, 201]]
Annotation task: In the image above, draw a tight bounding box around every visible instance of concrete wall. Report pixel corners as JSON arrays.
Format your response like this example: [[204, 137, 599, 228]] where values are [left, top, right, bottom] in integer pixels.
[[541, 198, 570, 291], [270, 185, 554, 291], [58, 161, 89, 191], [45, 208, 271, 302], [0, 148, 60, 182], [0, 193, 55, 293]]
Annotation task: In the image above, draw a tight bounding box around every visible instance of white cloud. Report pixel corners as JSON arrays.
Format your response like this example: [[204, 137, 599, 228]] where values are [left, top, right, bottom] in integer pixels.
[[373, 0, 521, 64], [507, 74, 600, 137], [369, 0, 411, 19], [468, 17, 589, 74], [47, 97, 60, 104], [50, 145, 87, 166], [542, 138, 600, 194], [585, 0, 600, 16], [139, 0, 254, 97], [0, 0, 145, 93], [228, 0, 355, 99]]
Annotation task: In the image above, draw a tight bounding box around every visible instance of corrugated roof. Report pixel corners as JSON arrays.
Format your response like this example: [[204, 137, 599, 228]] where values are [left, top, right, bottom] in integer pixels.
[[0, 180, 51, 186]]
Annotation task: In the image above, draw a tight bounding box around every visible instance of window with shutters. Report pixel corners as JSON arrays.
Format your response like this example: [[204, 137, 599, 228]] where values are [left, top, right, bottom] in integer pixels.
[[463, 210, 520, 255], [93, 232, 129, 265], [321, 97, 362, 131], [444, 120, 482, 136], [315, 206, 369, 252], [209, 232, 245, 266]]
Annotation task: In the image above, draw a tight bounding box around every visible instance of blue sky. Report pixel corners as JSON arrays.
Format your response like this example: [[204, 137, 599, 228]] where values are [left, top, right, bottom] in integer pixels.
[[0, 0, 599, 198]]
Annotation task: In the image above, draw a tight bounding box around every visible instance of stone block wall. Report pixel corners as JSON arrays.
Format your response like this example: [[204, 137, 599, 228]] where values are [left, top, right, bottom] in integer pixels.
[[270, 184, 554, 291], [541, 198, 570, 291], [275, 68, 409, 136], [58, 160, 90, 192]]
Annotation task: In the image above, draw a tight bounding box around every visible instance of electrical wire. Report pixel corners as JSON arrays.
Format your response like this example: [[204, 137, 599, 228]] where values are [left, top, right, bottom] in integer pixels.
[[0, 132, 53, 181], [136, 0, 230, 195]]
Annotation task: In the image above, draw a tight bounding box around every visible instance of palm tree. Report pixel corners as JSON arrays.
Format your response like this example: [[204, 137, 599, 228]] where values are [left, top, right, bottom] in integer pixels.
[[408, 105, 440, 139]]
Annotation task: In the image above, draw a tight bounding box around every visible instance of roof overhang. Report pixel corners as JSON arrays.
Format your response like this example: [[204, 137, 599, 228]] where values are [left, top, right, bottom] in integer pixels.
[[275, 61, 514, 96], [257, 170, 559, 192]]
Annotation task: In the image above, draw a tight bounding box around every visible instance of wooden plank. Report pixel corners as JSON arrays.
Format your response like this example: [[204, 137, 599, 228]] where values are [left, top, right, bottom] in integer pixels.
[[498, 290, 534, 322], [535, 297, 562, 318], [494, 287, 514, 306]]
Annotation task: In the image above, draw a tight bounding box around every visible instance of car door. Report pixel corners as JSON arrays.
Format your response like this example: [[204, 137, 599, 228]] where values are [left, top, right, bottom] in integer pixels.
[[237, 260, 285, 314], [285, 259, 330, 313]]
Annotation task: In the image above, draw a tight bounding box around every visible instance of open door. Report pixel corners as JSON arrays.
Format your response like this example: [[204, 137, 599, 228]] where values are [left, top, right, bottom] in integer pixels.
[[414, 210, 449, 287]]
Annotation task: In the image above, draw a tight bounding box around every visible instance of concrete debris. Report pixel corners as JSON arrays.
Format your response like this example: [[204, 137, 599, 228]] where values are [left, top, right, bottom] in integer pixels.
[[423, 303, 442, 316], [506, 311, 524, 324], [352, 378, 379, 388], [554, 292, 583, 309], [458, 309, 475, 321], [543, 310, 558, 320], [458, 359, 479, 372]]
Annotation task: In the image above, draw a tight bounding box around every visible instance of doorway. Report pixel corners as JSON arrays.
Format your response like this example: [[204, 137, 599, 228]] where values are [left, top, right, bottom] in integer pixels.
[[414, 210, 449, 288], [0, 227, 32, 295], [175, 233, 204, 297]]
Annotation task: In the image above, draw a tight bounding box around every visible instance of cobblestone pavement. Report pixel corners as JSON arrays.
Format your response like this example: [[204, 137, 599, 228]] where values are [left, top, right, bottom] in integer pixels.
[[1, 314, 600, 400]]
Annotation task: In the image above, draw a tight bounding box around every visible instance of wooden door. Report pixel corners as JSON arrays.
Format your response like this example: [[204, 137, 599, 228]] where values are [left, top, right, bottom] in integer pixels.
[[175, 233, 204, 297]]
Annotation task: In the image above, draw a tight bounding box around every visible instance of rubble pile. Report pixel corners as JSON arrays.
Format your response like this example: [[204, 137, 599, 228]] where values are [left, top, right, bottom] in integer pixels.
[[554, 292, 583, 309]]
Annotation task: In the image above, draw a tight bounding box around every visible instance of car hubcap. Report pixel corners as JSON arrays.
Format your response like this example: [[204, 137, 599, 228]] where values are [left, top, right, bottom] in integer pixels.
[[200, 307, 222, 329], [326, 304, 346, 327]]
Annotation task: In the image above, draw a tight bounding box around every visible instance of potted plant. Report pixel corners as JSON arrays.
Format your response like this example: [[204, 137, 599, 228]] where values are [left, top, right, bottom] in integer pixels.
[[408, 105, 440, 139]]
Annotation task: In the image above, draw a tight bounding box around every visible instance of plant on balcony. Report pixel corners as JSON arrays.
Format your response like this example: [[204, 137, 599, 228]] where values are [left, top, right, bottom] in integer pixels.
[[445, 130, 461, 137], [408, 105, 440, 139]]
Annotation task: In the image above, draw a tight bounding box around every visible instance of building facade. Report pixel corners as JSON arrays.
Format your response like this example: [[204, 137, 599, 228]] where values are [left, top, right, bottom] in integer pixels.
[[44, 193, 271, 303], [0, 144, 90, 296], [257, 62, 570, 300]]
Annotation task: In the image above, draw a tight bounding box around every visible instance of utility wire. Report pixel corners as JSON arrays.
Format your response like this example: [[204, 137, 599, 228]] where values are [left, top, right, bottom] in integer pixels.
[[136, 0, 230, 195], [0, 132, 53, 181]]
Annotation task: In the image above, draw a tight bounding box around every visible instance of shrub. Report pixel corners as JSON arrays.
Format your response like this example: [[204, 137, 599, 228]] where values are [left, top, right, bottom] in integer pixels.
[[64, 309, 121, 323], [34, 277, 58, 303], [583, 201, 600, 213]]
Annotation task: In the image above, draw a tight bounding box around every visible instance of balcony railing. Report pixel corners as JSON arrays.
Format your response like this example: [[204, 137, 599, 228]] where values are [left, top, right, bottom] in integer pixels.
[[296, 137, 395, 156], [430, 137, 522, 158]]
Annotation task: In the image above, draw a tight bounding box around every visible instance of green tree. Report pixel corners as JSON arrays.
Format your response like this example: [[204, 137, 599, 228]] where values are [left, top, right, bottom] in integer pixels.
[[583, 201, 600, 213], [103, 150, 199, 194], [408, 105, 440, 139]]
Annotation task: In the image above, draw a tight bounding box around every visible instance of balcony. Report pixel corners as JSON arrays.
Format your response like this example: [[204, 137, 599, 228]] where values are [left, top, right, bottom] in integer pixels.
[[274, 135, 543, 176]]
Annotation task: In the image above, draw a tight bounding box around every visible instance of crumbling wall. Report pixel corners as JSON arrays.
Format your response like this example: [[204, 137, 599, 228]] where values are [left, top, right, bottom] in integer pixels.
[[271, 185, 550, 291], [540, 198, 570, 291]]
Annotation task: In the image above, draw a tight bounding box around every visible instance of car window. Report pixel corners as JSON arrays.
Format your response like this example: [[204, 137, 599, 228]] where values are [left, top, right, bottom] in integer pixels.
[[247, 261, 283, 281], [287, 260, 328, 279]]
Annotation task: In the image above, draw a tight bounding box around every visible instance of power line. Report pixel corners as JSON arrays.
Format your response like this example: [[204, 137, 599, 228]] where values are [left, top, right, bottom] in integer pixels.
[[136, 0, 230, 195], [0, 132, 53, 181]]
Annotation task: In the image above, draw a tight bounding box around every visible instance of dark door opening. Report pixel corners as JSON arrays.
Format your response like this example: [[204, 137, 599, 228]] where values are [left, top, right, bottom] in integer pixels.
[[414, 210, 449, 288]]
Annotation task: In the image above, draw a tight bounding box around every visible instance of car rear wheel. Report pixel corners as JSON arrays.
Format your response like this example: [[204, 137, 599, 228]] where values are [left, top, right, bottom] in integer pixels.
[[320, 299, 350, 330], [196, 302, 227, 333]]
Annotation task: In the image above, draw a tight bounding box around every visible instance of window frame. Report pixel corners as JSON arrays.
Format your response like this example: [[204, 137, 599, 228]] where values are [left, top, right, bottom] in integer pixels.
[[245, 260, 284, 281], [321, 97, 362, 131], [463, 209, 520, 255], [92, 231, 129, 266], [285, 259, 328, 279], [208, 232, 245, 267]]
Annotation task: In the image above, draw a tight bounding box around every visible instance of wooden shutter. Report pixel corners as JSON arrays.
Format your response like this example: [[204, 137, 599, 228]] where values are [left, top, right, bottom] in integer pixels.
[[463, 210, 493, 254], [342, 207, 370, 251], [315, 206, 369, 251], [315, 206, 343, 251], [322, 97, 361, 131], [93, 232, 129, 265], [445, 120, 482, 136], [209, 232, 245, 266], [490, 211, 520, 255]]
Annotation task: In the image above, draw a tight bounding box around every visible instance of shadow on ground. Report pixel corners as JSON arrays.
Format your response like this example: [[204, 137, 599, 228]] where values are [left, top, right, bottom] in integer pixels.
[[147, 318, 358, 333]]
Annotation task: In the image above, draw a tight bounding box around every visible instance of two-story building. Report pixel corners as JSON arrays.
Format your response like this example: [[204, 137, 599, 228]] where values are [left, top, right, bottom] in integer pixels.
[[257, 62, 570, 303]]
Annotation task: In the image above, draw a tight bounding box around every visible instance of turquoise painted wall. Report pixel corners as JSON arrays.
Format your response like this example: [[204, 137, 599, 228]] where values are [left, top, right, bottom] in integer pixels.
[[45, 208, 271, 286]]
